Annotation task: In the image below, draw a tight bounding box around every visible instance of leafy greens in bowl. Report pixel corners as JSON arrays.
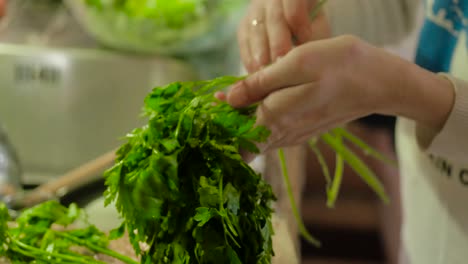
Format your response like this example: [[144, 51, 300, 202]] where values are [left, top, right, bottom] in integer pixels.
[[65, 0, 247, 55]]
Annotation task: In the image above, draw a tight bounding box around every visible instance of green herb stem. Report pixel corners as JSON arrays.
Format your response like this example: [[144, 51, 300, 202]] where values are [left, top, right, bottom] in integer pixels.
[[308, 139, 332, 192], [321, 133, 390, 203], [334, 127, 397, 166], [278, 149, 321, 247], [12, 238, 103, 264], [55, 232, 139, 264], [325, 134, 344, 208]]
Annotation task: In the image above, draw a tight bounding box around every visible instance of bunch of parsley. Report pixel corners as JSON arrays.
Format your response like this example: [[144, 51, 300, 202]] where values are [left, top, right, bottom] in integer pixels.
[[104, 76, 276, 264]]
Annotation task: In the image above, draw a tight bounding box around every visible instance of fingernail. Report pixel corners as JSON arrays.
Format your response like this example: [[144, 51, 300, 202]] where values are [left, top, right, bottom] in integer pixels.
[[227, 83, 248, 107]]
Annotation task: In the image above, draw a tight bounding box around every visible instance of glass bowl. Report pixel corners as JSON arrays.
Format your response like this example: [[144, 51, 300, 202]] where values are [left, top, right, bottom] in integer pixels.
[[64, 0, 247, 56]]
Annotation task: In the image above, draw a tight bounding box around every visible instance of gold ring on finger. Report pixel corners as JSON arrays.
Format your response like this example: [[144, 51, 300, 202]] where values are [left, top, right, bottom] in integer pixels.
[[251, 19, 264, 26]]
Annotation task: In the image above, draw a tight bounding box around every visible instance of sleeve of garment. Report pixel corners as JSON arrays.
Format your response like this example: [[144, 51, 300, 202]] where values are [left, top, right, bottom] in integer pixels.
[[416, 76, 468, 163], [323, 0, 421, 46]]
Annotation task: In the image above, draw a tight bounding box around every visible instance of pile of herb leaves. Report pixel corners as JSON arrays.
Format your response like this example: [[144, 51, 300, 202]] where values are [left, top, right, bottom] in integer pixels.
[[104, 76, 276, 264], [0, 201, 138, 264]]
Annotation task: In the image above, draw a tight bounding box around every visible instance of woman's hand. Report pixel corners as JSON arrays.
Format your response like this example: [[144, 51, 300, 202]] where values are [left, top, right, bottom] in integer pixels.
[[238, 0, 330, 73], [227, 35, 455, 152]]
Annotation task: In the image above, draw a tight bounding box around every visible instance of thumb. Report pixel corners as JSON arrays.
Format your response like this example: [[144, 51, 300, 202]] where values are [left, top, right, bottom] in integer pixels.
[[227, 55, 303, 108]]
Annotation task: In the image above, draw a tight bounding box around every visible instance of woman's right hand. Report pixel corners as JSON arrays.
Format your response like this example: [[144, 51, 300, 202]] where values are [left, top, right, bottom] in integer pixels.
[[227, 35, 455, 152], [237, 0, 330, 73]]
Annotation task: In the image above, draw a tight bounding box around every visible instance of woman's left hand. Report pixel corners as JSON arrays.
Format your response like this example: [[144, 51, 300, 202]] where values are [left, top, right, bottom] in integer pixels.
[[226, 35, 454, 152]]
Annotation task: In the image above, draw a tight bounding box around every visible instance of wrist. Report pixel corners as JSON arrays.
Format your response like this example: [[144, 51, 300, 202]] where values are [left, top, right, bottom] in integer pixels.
[[344, 42, 409, 119], [385, 58, 455, 132]]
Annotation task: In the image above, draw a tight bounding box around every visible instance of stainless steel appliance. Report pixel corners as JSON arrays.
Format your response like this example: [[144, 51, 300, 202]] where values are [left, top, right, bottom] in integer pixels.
[[0, 0, 198, 185]]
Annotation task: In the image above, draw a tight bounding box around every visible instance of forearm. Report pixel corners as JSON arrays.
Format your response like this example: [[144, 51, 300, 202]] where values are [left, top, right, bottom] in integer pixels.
[[362, 45, 455, 146], [395, 64, 454, 136], [355, 42, 458, 151], [323, 0, 420, 46]]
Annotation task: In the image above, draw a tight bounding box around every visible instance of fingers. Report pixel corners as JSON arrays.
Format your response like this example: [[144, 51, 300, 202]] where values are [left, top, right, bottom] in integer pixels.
[[229, 35, 364, 108], [239, 0, 306, 73], [255, 82, 348, 151], [282, 0, 313, 44], [254, 83, 318, 150], [226, 65, 293, 108], [265, 0, 293, 62], [249, 15, 271, 71], [227, 47, 312, 108], [238, 1, 270, 73], [214, 91, 226, 101], [238, 0, 329, 73], [237, 18, 255, 73]]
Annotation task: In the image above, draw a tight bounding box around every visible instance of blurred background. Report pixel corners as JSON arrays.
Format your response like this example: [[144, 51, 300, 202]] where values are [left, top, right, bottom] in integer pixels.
[[0, 1, 424, 263]]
